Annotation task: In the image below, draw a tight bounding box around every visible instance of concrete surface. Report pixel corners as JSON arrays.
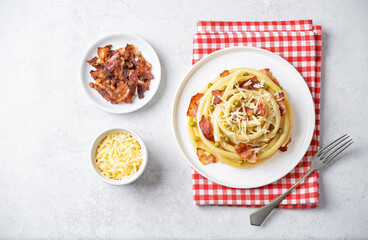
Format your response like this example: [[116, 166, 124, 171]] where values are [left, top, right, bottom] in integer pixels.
[[0, 0, 367, 239]]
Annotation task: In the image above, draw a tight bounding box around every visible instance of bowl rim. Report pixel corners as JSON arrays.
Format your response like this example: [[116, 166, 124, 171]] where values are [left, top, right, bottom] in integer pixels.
[[90, 128, 148, 185]]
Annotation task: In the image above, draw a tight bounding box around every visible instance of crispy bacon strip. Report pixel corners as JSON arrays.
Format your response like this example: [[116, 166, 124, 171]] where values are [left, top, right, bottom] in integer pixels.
[[87, 43, 154, 104], [196, 148, 216, 165], [239, 76, 260, 90], [245, 107, 254, 116], [97, 45, 112, 62], [89, 80, 130, 104], [125, 70, 138, 103], [234, 143, 258, 164], [275, 92, 287, 115], [113, 81, 131, 103], [251, 100, 266, 116], [90, 69, 110, 80], [123, 44, 136, 60], [106, 52, 120, 72], [211, 90, 223, 105], [244, 100, 266, 117], [279, 138, 292, 152], [199, 115, 214, 141], [86, 56, 100, 68], [220, 70, 230, 78], [257, 103, 266, 116], [186, 93, 204, 117], [137, 56, 153, 98], [260, 68, 281, 86]]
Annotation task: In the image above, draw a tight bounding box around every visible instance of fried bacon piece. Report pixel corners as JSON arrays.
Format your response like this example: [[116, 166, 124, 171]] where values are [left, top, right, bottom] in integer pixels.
[[253, 100, 266, 116], [279, 137, 292, 152], [187, 93, 204, 117], [87, 56, 101, 69], [239, 76, 260, 90], [97, 45, 112, 62], [106, 52, 120, 72], [196, 148, 216, 165], [86, 43, 154, 104], [199, 115, 214, 141], [234, 143, 258, 164], [137, 56, 154, 98], [123, 44, 135, 60], [275, 92, 287, 115], [244, 100, 266, 117], [220, 70, 230, 78], [89, 79, 130, 104], [125, 70, 138, 103], [90, 68, 110, 80], [211, 90, 223, 105], [260, 68, 281, 87], [257, 103, 266, 116], [245, 107, 254, 116]]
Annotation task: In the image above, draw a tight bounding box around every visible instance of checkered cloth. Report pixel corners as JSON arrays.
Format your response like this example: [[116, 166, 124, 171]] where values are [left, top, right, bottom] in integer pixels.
[[192, 20, 322, 208]]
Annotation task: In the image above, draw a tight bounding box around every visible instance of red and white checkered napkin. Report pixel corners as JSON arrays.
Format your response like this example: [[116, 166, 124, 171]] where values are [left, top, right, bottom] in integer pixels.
[[192, 20, 322, 209]]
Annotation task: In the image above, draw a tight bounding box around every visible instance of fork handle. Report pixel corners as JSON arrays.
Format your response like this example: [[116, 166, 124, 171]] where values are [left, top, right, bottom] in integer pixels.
[[250, 168, 315, 226]]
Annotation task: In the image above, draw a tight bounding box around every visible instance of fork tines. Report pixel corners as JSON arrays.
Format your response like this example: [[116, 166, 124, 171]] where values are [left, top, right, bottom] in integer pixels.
[[318, 134, 353, 164]]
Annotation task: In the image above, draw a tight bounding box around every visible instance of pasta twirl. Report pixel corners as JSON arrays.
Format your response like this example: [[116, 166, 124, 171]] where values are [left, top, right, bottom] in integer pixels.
[[187, 68, 293, 168]]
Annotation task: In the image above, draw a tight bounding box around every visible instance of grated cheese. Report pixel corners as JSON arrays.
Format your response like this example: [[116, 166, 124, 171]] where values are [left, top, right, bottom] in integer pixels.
[[95, 132, 143, 180]]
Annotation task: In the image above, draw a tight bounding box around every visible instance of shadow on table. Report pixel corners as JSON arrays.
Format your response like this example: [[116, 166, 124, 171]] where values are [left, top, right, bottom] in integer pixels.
[[137, 150, 162, 186], [317, 27, 329, 210]]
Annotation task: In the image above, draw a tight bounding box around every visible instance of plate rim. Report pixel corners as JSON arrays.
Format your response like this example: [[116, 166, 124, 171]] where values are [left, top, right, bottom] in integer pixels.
[[80, 33, 161, 114], [172, 46, 315, 189]]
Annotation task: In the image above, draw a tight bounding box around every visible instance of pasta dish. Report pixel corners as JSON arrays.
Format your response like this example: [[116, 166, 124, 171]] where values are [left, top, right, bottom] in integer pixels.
[[186, 68, 293, 168]]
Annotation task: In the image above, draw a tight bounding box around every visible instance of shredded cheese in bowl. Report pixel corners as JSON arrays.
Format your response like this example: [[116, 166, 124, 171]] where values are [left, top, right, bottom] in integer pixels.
[[91, 129, 147, 184]]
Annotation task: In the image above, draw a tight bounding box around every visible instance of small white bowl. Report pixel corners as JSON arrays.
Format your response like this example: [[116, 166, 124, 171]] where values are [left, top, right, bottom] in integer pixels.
[[90, 128, 148, 185], [80, 33, 161, 114]]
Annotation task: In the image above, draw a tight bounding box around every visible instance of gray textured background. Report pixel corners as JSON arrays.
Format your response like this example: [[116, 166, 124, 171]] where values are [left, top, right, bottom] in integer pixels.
[[0, 0, 367, 239]]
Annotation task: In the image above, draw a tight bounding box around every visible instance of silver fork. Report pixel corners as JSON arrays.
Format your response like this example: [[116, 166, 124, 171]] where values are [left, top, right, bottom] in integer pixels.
[[250, 134, 353, 226]]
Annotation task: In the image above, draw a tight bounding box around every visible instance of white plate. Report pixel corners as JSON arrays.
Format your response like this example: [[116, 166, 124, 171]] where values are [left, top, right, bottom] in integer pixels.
[[80, 34, 161, 114], [172, 47, 315, 189]]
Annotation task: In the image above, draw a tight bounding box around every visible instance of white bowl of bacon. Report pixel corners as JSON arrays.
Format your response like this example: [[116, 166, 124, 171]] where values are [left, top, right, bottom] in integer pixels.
[[81, 33, 161, 114]]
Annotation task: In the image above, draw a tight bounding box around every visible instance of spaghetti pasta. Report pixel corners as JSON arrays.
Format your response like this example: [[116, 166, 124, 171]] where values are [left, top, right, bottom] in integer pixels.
[[186, 68, 293, 168]]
